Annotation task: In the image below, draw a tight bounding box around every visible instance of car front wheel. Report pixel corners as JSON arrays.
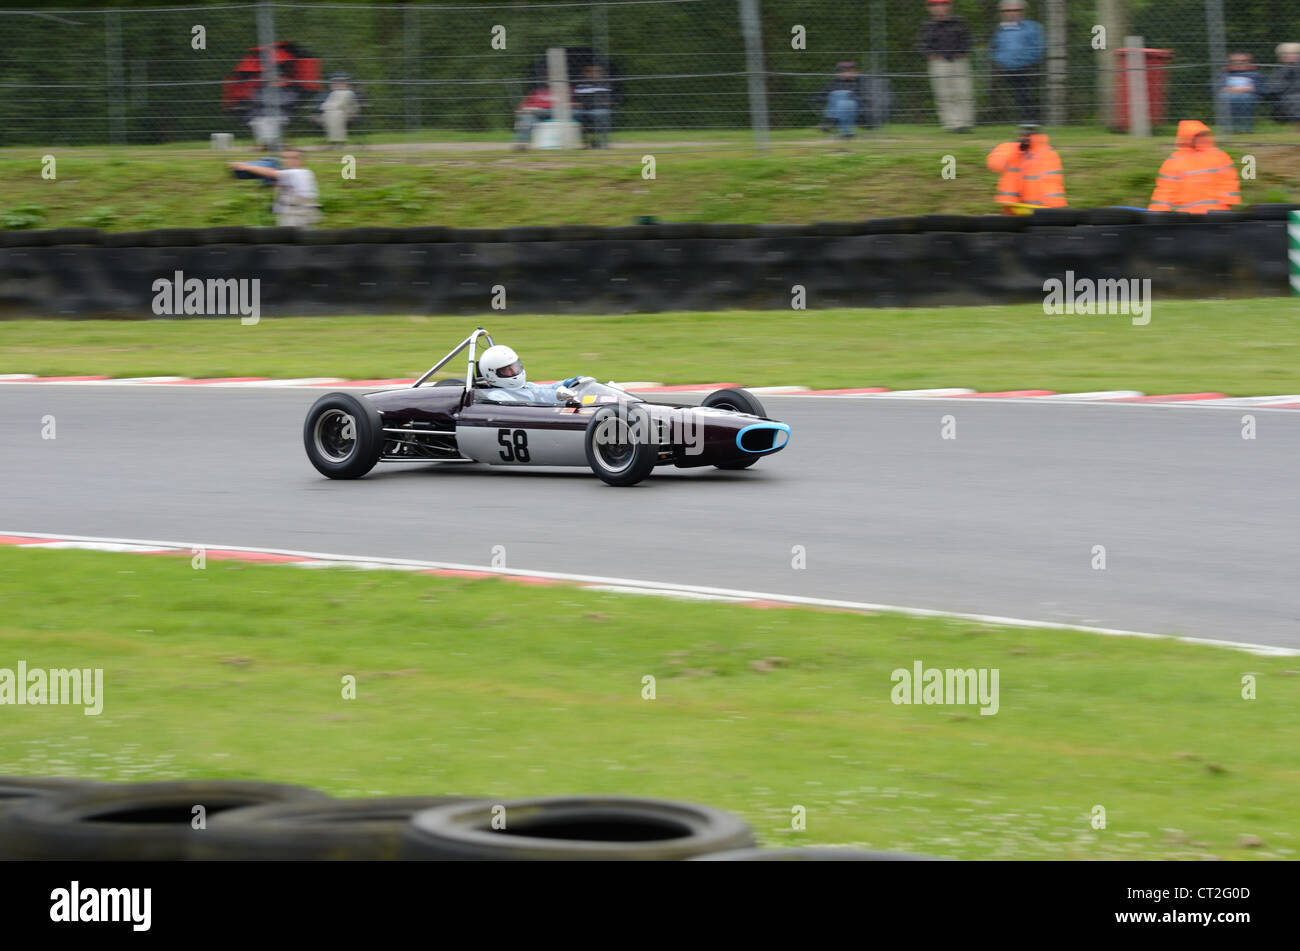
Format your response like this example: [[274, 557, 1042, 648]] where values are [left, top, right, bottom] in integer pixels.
[[303, 392, 385, 479], [584, 405, 657, 486]]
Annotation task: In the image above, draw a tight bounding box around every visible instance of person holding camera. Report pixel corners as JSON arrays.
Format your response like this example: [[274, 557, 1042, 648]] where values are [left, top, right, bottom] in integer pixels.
[[228, 148, 321, 227], [985, 124, 1066, 213]]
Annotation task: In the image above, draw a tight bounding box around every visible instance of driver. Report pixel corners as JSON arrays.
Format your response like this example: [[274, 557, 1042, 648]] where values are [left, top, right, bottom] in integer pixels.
[[477, 344, 587, 403]]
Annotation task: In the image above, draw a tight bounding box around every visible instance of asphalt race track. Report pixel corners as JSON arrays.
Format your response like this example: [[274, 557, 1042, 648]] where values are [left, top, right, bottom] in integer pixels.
[[2, 384, 1297, 649]]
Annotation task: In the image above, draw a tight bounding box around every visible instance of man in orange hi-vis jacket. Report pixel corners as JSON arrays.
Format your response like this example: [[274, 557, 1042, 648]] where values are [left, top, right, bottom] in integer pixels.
[[1148, 120, 1241, 213], [986, 124, 1066, 213]]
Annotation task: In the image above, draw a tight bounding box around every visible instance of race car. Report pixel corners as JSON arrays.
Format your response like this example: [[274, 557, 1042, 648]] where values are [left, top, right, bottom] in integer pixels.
[[302, 328, 790, 486]]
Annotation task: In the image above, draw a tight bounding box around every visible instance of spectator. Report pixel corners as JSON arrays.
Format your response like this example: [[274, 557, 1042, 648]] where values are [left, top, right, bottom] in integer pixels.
[[316, 75, 360, 145], [1148, 120, 1240, 214], [918, 0, 974, 133], [990, 0, 1045, 125], [1263, 43, 1300, 131], [573, 64, 614, 149], [986, 124, 1065, 212], [817, 62, 864, 138], [248, 94, 288, 150], [512, 84, 553, 151], [228, 147, 321, 227], [1218, 53, 1261, 133]]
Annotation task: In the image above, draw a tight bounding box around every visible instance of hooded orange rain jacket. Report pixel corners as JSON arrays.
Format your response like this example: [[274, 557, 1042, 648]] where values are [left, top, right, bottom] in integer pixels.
[[1148, 120, 1240, 213], [986, 133, 1067, 209]]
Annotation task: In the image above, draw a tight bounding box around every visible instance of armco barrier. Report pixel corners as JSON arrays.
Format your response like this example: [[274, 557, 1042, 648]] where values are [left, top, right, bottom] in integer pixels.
[[1, 206, 1294, 318]]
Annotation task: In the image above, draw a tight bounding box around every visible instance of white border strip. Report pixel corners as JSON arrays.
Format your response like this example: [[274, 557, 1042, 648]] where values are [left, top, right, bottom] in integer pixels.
[[5, 377, 1300, 411], [2, 530, 1294, 657]]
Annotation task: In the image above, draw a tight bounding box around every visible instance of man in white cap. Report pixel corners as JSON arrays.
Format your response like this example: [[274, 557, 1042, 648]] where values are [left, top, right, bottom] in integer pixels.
[[318, 75, 360, 144]]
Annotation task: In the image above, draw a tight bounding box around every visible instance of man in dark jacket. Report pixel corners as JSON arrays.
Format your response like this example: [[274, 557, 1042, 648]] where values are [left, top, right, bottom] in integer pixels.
[[918, 0, 974, 131], [1218, 52, 1262, 133], [573, 63, 615, 148], [1263, 42, 1300, 130]]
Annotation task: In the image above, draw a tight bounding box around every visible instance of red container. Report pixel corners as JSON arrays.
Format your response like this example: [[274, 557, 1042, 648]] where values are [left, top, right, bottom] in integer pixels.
[[1112, 48, 1174, 130]]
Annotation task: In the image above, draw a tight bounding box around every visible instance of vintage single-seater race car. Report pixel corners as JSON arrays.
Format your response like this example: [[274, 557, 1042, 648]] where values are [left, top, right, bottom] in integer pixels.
[[302, 328, 790, 486]]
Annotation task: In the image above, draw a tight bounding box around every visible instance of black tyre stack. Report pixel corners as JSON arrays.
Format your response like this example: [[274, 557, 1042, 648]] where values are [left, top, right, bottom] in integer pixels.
[[0, 776, 935, 860]]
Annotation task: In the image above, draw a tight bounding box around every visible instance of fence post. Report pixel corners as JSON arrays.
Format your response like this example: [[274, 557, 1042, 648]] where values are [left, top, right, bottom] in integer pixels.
[[547, 46, 581, 148], [1205, 0, 1228, 136], [105, 11, 125, 145], [1097, 0, 1127, 129], [256, 0, 281, 147], [737, 0, 769, 150], [592, 2, 610, 68], [1125, 37, 1149, 137], [1045, 0, 1066, 125], [405, 4, 419, 133], [869, 0, 886, 129]]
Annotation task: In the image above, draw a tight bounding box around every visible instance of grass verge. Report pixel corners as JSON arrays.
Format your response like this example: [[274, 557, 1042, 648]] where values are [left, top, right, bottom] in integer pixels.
[[0, 547, 1296, 859], [3, 300, 1299, 395], [3, 126, 1297, 231]]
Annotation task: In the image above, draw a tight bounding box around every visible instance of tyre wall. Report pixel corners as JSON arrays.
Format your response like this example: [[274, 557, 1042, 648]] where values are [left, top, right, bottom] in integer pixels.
[[1, 206, 1293, 318]]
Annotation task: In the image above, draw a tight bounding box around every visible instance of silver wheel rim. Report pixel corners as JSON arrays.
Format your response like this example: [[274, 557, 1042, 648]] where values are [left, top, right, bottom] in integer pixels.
[[313, 409, 357, 461], [593, 415, 635, 474]]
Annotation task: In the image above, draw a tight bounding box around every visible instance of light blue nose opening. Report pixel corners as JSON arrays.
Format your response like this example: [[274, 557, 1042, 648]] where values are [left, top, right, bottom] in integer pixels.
[[736, 423, 791, 454]]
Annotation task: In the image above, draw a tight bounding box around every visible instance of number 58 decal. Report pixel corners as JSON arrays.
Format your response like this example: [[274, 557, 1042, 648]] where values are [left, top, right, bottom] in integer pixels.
[[497, 428, 531, 462]]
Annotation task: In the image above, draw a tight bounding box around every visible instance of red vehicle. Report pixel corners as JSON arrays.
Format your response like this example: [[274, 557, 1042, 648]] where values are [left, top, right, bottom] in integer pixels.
[[222, 42, 323, 117]]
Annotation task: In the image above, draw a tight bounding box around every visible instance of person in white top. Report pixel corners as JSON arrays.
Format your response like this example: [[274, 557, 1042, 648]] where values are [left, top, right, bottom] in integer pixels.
[[317, 76, 360, 144], [228, 148, 321, 227]]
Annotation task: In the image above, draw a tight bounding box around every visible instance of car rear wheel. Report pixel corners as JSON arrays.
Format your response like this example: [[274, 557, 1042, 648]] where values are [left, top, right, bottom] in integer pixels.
[[303, 392, 385, 479], [584, 405, 657, 486], [701, 387, 766, 470]]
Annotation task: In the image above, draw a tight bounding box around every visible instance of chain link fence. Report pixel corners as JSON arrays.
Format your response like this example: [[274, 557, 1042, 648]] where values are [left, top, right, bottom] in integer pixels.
[[2, 0, 1299, 147], [768, 0, 1300, 132]]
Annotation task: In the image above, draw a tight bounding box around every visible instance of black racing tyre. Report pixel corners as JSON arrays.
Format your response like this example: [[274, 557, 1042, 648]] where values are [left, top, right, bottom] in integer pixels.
[[402, 796, 756, 861], [691, 847, 941, 861], [193, 796, 481, 861], [584, 404, 658, 487], [701, 387, 767, 470], [303, 392, 385, 479], [701, 386, 767, 418], [0, 780, 327, 860]]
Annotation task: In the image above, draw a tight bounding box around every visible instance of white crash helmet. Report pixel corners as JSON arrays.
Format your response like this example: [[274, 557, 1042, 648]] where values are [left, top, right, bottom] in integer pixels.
[[478, 344, 527, 389]]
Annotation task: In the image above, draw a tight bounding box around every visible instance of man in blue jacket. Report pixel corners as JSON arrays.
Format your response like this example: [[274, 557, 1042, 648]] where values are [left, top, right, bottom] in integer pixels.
[[990, 0, 1045, 125]]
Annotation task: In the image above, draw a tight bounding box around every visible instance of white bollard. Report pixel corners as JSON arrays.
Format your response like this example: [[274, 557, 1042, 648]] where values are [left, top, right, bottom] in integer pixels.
[[211, 133, 234, 150]]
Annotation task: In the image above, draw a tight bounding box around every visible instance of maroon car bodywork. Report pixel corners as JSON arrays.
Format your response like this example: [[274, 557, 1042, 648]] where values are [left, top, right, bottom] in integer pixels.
[[365, 383, 788, 470]]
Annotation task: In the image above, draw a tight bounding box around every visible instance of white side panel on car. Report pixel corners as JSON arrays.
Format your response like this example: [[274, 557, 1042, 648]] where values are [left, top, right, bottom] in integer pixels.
[[455, 423, 588, 467]]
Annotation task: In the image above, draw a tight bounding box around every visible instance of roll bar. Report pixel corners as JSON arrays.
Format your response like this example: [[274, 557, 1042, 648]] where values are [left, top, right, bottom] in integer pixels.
[[411, 327, 495, 397]]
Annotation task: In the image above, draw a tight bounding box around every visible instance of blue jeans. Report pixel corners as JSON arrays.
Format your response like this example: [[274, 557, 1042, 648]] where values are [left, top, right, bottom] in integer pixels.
[[1220, 93, 1257, 132], [514, 108, 550, 143], [824, 90, 858, 135]]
